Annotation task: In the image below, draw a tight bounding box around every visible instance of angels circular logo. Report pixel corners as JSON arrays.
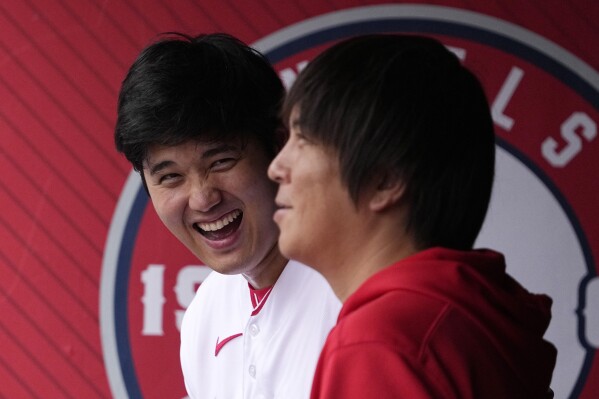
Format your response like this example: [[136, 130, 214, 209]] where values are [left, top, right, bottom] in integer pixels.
[[101, 4, 598, 399]]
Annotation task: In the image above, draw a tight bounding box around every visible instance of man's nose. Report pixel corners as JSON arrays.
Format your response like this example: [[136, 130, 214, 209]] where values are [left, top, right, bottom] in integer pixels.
[[268, 151, 288, 184], [188, 181, 221, 212]]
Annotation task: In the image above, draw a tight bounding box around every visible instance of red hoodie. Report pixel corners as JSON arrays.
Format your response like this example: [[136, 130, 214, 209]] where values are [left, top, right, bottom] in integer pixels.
[[310, 247, 557, 399]]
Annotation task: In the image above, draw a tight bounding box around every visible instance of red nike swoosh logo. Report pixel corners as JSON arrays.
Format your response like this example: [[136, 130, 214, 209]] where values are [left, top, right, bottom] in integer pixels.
[[215, 333, 243, 357]]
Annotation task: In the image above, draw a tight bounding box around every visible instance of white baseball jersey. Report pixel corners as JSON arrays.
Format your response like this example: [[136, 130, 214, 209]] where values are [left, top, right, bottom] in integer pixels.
[[180, 260, 341, 399]]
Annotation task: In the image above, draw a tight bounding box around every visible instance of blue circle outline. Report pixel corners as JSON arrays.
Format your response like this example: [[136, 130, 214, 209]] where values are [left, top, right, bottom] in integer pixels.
[[113, 17, 597, 399], [115, 186, 147, 399]]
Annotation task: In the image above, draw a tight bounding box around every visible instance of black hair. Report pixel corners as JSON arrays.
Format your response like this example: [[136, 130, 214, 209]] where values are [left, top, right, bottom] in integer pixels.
[[284, 34, 495, 250], [115, 32, 285, 173]]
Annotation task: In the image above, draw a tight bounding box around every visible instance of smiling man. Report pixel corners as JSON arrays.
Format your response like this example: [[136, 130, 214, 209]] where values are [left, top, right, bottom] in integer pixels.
[[142, 140, 281, 287], [114, 32, 340, 399]]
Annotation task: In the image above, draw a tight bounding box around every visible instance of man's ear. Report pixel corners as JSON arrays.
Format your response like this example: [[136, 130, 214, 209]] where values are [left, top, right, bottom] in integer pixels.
[[369, 173, 405, 212]]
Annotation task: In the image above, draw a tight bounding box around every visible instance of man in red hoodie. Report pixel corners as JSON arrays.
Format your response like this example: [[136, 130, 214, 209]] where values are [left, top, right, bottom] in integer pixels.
[[268, 34, 557, 398]]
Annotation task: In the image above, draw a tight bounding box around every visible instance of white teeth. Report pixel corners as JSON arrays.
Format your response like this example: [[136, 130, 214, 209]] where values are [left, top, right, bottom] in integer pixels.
[[198, 210, 241, 232]]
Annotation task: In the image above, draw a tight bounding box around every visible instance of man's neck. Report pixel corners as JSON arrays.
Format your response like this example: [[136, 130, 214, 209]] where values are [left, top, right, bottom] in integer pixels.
[[242, 244, 288, 289]]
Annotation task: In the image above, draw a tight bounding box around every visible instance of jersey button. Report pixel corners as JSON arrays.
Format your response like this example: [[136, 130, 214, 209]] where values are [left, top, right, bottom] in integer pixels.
[[249, 323, 260, 337], [248, 364, 256, 378]]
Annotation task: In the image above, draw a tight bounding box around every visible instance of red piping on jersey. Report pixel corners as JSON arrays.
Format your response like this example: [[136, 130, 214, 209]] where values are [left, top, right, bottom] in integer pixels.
[[215, 333, 243, 357], [250, 286, 273, 316]]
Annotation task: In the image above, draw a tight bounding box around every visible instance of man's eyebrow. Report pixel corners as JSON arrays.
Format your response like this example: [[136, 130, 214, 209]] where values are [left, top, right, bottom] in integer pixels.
[[146, 143, 240, 176], [147, 160, 173, 176], [201, 143, 239, 159]]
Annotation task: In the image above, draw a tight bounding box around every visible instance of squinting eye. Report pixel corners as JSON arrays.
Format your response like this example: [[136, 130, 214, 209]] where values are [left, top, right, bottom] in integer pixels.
[[295, 133, 312, 145], [211, 158, 237, 171], [214, 158, 232, 165], [158, 173, 178, 184]]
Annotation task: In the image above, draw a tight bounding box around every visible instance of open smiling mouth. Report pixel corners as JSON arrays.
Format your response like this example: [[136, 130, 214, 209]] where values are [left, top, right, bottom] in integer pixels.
[[193, 209, 243, 241]]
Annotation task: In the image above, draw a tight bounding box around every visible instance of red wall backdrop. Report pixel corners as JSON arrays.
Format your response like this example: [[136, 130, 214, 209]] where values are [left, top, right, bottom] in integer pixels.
[[0, 1, 597, 398]]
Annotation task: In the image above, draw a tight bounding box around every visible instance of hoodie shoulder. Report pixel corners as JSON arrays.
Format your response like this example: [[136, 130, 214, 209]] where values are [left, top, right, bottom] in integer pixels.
[[330, 247, 556, 398]]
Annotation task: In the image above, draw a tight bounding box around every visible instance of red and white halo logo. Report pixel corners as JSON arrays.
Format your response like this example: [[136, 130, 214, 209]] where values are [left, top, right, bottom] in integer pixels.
[[102, 5, 598, 399]]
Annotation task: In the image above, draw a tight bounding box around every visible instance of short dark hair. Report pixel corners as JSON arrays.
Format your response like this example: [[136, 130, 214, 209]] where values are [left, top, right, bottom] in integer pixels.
[[115, 32, 285, 172], [284, 34, 495, 250]]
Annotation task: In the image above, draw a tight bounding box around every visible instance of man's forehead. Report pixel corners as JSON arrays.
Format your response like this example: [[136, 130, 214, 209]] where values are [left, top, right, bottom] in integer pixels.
[[143, 139, 244, 166]]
